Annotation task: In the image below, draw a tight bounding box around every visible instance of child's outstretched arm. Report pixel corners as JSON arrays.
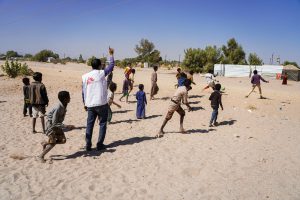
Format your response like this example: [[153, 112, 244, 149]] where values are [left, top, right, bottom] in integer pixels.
[[219, 96, 224, 110], [104, 47, 115, 76], [260, 76, 269, 83]]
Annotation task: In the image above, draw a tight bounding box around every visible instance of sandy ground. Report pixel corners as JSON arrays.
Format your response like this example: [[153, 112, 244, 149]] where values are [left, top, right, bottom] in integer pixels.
[[0, 61, 300, 200]]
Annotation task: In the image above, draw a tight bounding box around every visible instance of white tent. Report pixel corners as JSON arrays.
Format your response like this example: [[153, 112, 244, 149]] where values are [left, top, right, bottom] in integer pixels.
[[214, 64, 283, 77]]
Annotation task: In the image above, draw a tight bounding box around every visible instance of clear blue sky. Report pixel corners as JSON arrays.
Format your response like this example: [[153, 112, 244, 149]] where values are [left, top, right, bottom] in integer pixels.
[[0, 0, 299, 64]]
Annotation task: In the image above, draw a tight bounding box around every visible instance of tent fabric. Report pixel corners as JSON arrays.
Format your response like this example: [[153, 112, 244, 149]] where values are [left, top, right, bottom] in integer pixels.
[[214, 64, 283, 77]]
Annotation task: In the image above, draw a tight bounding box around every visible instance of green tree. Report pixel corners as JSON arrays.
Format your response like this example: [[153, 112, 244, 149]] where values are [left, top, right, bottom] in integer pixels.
[[204, 45, 222, 72], [134, 38, 161, 64], [24, 54, 33, 59], [248, 53, 263, 65], [78, 54, 85, 63], [283, 61, 298, 67], [6, 50, 20, 58], [33, 50, 59, 62], [182, 48, 207, 73], [222, 38, 246, 64]]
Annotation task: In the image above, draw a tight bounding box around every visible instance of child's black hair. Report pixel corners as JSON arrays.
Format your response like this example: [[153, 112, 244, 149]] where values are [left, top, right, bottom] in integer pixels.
[[253, 70, 258, 74], [33, 72, 42, 81], [58, 91, 70, 103], [215, 83, 221, 91], [190, 70, 194, 75], [153, 66, 158, 71], [109, 82, 117, 92], [22, 77, 30, 85], [180, 72, 187, 78], [177, 68, 181, 72], [131, 69, 136, 74], [91, 58, 101, 69], [139, 84, 144, 90], [208, 69, 213, 74]]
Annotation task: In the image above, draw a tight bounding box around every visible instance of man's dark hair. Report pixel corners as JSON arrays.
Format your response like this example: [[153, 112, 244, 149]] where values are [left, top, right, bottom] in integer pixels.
[[22, 77, 30, 85], [131, 69, 136, 74], [91, 58, 101, 69], [58, 91, 70, 103], [215, 83, 221, 91], [253, 70, 258, 74], [33, 72, 42, 81], [153, 66, 158, 71], [177, 68, 181, 72], [109, 82, 117, 92], [139, 84, 144, 90]]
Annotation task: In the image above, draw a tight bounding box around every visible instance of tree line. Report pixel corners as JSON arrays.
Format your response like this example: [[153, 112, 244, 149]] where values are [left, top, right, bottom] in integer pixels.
[[1, 38, 298, 72]]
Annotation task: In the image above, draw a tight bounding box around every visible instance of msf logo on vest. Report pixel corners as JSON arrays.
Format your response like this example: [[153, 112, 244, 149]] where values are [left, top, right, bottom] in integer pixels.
[[87, 77, 94, 85]]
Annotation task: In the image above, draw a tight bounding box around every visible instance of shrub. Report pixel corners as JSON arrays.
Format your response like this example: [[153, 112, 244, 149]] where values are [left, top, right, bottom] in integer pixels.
[[87, 56, 96, 66], [1, 60, 33, 78]]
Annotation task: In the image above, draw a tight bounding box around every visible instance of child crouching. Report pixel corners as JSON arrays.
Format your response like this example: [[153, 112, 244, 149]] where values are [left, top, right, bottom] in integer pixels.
[[37, 91, 74, 163]]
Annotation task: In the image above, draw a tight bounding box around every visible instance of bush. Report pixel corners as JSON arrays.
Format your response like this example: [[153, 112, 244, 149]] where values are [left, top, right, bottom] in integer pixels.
[[33, 50, 59, 62], [87, 56, 96, 66], [1, 60, 33, 78]]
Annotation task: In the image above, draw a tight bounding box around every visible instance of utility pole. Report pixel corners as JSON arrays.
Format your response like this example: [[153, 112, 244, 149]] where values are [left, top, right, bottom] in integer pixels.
[[178, 54, 181, 65]]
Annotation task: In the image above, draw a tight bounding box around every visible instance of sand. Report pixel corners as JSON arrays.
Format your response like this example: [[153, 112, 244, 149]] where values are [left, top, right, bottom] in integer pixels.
[[0, 61, 300, 200]]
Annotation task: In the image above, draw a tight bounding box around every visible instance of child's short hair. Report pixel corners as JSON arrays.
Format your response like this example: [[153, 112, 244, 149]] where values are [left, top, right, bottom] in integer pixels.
[[58, 91, 70, 102], [22, 77, 30, 85], [190, 70, 194, 75], [215, 83, 221, 91], [139, 84, 144, 90], [131, 69, 136, 74], [109, 82, 117, 92], [208, 69, 213, 74], [177, 68, 181, 72], [180, 72, 187, 78], [253, 70, 258, 74], [33, 72, 42, 81], [91, 58, 101, 69], [153, 66, 158, 71]]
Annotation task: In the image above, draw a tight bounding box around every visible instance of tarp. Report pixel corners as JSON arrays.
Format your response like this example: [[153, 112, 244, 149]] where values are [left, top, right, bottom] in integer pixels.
[[214, 64, 283, 77]]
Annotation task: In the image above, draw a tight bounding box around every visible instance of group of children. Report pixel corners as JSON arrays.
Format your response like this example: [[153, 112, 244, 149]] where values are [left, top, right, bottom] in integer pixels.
[[21, 60, 272, 162]]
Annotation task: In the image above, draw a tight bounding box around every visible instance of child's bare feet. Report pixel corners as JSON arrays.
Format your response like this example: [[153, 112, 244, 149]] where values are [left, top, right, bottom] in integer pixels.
[[36, 156, 46, 163], [156, 130, 164, 138], [32, 130, 37, 134], [180, 128, 188, 134], [41, 141, 48, 150]]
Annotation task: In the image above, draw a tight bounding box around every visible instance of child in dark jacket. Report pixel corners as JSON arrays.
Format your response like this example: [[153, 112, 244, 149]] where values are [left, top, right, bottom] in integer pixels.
[[209, 83, 224, 127], [22, 77, 32, 117]]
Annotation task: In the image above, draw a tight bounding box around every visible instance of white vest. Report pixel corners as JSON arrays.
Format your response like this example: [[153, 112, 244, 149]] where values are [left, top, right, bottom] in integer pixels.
[[82, 70, 108, 107]]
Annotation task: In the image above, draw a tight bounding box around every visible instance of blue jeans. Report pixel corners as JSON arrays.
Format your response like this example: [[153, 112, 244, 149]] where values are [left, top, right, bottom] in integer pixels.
[[210, 107, 219, 124], [86, 104, 108, 149]]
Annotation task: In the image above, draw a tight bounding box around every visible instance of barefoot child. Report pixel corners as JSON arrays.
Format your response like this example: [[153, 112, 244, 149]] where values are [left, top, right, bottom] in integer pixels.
[[246, 70, 269, 99], [22, 77, 32, 117], [174, 68, 181, 88], [107, 82, 121, 123], [209, 83, 223, 127], [136, 84, 147, 119], [202, 69, 216, 91], [157, 79, 193, 137], [29, 72, 49, 134], [128, 69, 136, 95], [150, 66, 159, 100], [37, 91, 74, 163], [119, 78, 130, 103]]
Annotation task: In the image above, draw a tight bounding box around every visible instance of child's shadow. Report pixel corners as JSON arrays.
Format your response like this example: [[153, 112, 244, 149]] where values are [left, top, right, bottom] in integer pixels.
[[112, 109, 133, 114], [192, 106, 205, 111], [218, 120, 237, 126], [51, 148, 116, 160], [107, 136, 156, 148], [145, 114, 162, 119], [189, 95, 204, 99], [64, 126, 86, 132], [110, 119, 139, 124], [157, 97, 170, 101], [0, 100, 7, 103], [188, 128, 216, 134], [189, 101, 200, 105]]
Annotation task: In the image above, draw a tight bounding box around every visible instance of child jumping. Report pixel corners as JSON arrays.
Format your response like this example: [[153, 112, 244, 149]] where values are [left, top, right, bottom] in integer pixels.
[[29, 72, 49, 134], [136, 84, 147, 119], [209, 83, 224, 127], [246, 70, 269, 99], [157, 79, 193, 137], [22, 77, 32, 117], [107, 82, 121, 123], [37, 91, 75, 163]]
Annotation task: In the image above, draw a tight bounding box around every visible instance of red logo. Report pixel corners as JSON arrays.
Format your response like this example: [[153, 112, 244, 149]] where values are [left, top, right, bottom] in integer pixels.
[[87, 77, 94, 85]]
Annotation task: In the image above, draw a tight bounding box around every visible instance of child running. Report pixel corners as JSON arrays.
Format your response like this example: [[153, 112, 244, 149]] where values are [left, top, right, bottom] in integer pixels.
[[119, 77, 130, 103], [157, 79, 193, 137], [37, 91, 75, 163], [202, 69, 216, 91], [136, 84, 147, 119], [128, 68, 136, 95], [174, 68, 182, 88], [246, 70, 269, 99], [29, 72, 49, 134], [107, 82, 121, 123], [209, 83, 224, 127], [22, 77, 32, 117]]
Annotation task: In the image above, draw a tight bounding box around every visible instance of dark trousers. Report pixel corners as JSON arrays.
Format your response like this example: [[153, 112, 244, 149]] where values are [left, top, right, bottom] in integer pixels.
[[86, 104, 108, 149], [210, 107, 219, 124], [23, 102, 32, 116]]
